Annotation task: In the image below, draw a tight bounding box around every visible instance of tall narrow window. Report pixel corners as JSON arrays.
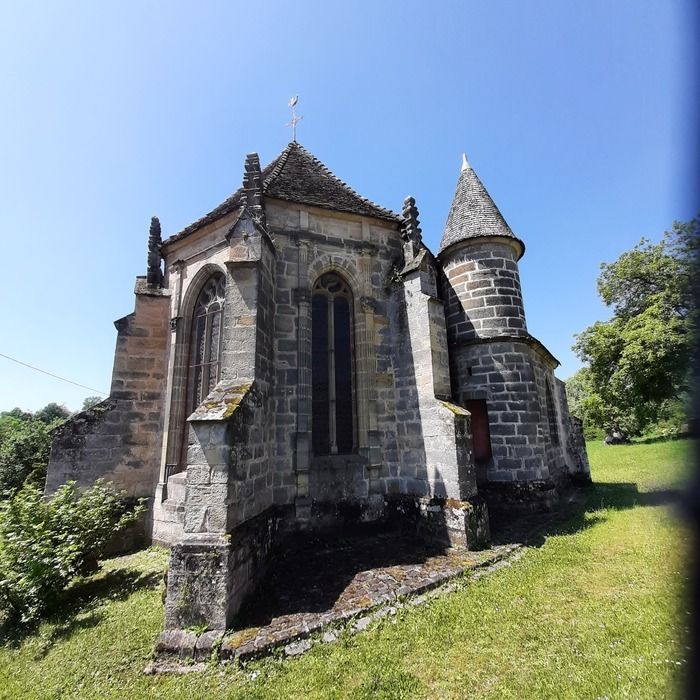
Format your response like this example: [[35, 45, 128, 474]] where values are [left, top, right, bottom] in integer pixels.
[[188, 273, 226, 412], [545, 382, 560, 446], [312, 273, 354, 455]]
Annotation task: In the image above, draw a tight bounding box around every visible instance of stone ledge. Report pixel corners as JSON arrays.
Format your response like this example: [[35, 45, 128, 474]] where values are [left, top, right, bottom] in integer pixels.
[[149, 540, 521, 671]]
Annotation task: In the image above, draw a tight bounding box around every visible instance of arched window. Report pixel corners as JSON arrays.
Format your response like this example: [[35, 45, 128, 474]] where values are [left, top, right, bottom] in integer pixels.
[[188, 273, 226, 412], [545, 381, 560, 447], [312, 273, 355, 455]]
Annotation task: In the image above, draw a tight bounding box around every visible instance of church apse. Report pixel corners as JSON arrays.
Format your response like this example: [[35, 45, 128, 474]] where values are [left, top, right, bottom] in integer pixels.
[[44, 141, 588, 639]]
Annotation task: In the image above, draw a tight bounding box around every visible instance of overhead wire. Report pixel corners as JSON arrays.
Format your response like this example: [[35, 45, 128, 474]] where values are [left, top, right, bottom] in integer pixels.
[[0, 352, 108, 396]]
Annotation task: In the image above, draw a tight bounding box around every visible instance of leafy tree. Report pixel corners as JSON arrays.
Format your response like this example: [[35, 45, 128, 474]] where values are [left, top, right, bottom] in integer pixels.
[[34, 402, 70, 424], [0, 480, 144, 624], [0, 402, 74, 496], [81, 396, 103, 411], [573, 218, 698, 436], [0, 417, 56, 495], [565, 368, 605, 439], [0, 408, 32, 421]]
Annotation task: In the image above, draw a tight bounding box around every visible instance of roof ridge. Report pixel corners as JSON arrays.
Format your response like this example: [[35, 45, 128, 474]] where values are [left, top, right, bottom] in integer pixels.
[[263, 142, 296, 189], [163, 142, 400, 247], [278, 142, 398, 219]]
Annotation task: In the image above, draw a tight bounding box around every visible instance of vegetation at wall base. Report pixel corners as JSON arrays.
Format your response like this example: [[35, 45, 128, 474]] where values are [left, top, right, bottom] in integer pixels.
[[0, 481, 144, 625], [0, 438, 691, 699]]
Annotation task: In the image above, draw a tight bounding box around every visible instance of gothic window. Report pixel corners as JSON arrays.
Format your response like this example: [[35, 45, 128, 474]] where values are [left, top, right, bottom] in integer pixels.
[[545, 381, 560, 446], [465, 399, 492, 463], [312, 273, 355, 455], [188, 273, 226, 412]]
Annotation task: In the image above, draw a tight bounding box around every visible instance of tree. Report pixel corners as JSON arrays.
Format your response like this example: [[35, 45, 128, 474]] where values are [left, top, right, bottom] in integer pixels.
[[572, 218, 698, 436], [0, 417, 55, 495], [81, 396, 103, 411], [0, 402, 71, 497], [34, 402, 70, 424]]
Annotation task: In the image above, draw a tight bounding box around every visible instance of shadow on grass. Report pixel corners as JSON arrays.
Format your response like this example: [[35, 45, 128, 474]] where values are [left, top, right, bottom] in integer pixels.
[[632, 433, 690, 445], [491, 480, 683, 548], [0, 567, 162, 652], [237, 479, 683, 631]]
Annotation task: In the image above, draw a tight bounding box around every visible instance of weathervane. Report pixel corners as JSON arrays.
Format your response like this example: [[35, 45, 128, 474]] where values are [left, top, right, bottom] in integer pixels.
[[286, 95, 303, 141]]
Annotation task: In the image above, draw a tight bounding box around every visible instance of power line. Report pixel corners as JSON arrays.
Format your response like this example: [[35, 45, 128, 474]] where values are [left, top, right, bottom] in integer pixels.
[[0, 352, 108, 396]]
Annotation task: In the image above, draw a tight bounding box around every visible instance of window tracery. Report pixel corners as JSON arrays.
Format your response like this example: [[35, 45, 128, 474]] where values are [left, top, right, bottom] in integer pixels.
[[188, 273, 226, 412], [312, 273, 355, 455]]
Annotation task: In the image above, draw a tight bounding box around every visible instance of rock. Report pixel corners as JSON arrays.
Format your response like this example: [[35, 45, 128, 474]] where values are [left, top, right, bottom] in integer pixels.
[[284, 638, 312, 656], [194, 629, 225, 662], [154, 629, 197, 660]]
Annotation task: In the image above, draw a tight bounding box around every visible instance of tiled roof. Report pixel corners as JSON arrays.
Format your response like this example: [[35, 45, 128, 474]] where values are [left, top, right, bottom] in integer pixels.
[[163, 142, 399, 246], [438, 155, 520, 254]]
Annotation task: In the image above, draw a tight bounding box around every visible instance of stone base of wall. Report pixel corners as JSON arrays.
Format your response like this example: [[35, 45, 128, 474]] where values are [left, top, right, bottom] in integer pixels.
[[385, 494, 490, 550], [481, 479, 559, 514], [164, 506, 291, 631], [307, 495, 385, 530]]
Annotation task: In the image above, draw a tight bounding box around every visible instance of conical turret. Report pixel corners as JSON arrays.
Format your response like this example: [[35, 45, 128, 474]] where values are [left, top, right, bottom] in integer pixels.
[[439, 154, 527, 341], [439, 154, 523, 257]]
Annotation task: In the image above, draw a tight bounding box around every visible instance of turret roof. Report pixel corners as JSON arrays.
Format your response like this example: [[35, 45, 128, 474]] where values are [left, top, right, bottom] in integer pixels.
[[438, 154, 521, 255], [164, 142, 399, 245]]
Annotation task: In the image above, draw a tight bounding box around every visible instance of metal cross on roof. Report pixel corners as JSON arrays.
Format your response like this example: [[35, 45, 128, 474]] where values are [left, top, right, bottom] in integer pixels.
[[286, 95, 303, 141]]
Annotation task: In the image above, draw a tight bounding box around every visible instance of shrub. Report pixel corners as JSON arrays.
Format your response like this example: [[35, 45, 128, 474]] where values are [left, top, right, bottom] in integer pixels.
[[0, 480, 144, 624]]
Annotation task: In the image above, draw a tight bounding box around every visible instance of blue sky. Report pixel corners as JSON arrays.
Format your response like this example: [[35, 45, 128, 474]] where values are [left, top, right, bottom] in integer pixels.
[[0, 0, 696, 412]]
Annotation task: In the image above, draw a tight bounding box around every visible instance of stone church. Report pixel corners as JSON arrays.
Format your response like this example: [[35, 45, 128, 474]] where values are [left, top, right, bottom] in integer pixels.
[[46, 141, 589, 631]]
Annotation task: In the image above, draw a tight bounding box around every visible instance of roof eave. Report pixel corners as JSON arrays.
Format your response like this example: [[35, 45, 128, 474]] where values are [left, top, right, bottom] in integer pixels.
[[437, 233, 526, 262]]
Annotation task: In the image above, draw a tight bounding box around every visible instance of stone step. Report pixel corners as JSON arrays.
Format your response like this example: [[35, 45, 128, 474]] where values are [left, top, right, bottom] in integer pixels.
[[167, 471, 187, 503]]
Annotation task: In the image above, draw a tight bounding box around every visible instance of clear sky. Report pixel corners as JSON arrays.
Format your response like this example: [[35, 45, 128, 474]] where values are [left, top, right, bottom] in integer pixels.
[[0, 0, 697, 412]]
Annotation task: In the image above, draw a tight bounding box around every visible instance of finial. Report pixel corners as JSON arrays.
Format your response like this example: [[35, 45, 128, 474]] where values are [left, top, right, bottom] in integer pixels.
[[401, 196, 423, 260], [242, 153, 263, 207], [461, 153, 471, 172], [146, 216, 163, 287], [285, 95, 303, 141]]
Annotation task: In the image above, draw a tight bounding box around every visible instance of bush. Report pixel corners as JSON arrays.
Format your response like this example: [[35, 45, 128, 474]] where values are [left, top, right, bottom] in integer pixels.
[[0, 480, 144, 624]]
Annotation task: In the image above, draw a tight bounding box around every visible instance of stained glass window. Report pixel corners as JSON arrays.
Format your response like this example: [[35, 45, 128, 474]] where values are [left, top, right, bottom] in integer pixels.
[[312, 273, 354, 455], [188, 273, 225, 412]]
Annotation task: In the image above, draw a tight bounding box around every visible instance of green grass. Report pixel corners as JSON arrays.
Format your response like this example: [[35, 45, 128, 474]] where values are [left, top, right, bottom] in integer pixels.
[[0, 440, 693, 699]]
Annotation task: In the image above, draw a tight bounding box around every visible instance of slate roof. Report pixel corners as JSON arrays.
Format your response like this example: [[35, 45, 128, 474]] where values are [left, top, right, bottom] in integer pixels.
[[438, 155, 521, 255], [163, 142, 400, 246]]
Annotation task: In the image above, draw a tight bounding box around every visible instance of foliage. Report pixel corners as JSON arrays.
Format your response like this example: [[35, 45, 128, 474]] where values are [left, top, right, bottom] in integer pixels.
[[0, 416, 57, 496], [81, 396, 103, 411], [0, 441, 692, 698], [0, 480, 144, 625], [564, 368, 604, 439], [33, 403, 70, 424], [573, 218, 698, 435], [0, 402, 73, 497]]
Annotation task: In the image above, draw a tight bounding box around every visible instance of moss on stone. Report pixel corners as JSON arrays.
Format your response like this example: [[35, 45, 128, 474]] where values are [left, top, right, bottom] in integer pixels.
[[438, 400, 470, 417], [223, 626, 259, 651]]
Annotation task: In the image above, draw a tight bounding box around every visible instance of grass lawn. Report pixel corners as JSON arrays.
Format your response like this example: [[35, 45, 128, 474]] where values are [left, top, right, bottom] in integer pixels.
[[0, 440, 694, 699]]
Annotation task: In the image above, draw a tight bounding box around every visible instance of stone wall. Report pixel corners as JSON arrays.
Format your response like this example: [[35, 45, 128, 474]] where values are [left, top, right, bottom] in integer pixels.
[[264, 200, 405, 521], [441, 239, 527, 341], [450, 340, 547, 483], [46, 279, 170, 501]]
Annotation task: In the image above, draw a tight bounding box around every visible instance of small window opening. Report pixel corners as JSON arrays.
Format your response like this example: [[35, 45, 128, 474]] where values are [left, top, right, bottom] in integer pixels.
[[545, 382, 560, 446]]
